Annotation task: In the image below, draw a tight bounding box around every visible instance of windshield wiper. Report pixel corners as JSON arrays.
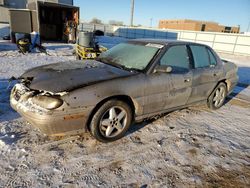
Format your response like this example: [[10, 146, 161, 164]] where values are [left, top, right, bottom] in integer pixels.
[[110, 62, 140, 72], [97, 57, 140, 72], [96, 57, 109, 64]]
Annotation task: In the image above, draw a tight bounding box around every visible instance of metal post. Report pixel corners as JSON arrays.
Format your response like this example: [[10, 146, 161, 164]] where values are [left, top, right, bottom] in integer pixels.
[[194, 32, 198, 42], [130, 0, 134, 27], [212, 33, 216, 48], [232, 35, 239, 55]]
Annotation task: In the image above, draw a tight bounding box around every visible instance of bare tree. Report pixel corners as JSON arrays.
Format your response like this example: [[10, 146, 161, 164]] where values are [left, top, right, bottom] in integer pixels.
[[90, 18, 102, 24], [109, 20, 124, 26]]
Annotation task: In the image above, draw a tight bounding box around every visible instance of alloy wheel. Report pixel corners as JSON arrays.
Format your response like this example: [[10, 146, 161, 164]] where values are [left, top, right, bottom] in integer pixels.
[[99, 106, 128, 138], [213, 86, 226, 108]]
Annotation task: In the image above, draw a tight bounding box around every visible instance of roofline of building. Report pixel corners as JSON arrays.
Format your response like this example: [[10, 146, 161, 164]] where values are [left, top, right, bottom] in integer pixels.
[[159, 19, 240, 28], [36, 1, 79, 9], [159, 19, 218, 24]]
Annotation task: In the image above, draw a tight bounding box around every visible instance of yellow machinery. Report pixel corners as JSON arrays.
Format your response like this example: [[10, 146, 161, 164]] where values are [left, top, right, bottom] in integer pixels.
[[75, 31, 107, 60], [17, 38, 30, 53], [75, 44, 107, 60]]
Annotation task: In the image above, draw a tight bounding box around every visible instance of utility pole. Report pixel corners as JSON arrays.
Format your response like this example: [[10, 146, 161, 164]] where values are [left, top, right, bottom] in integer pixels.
[[130, 0, 135, 27], [247, 21, 250, 32], [150, 18, 153, 28]]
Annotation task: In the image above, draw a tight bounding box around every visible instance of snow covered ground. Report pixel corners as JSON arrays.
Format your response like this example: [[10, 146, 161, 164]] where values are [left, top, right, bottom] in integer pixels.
[[0, 36, 250, 187]]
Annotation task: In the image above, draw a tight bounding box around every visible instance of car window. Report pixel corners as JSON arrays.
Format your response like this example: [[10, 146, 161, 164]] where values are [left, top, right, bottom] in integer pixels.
[[207, 48, 217, 66], [160, 45, 190, 73], [190, 45, 210, 68]]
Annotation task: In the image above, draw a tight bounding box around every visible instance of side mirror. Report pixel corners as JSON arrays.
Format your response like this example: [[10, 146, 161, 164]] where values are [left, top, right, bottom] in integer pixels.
[[154, 65, 172, 73]]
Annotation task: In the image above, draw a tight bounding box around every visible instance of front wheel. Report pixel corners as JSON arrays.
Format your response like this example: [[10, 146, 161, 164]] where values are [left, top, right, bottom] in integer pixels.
[[207, 82, 227, 110], [89, 100, 132, 142]]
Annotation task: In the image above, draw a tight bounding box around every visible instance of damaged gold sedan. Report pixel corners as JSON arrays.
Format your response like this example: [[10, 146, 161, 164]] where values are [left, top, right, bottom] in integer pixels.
[[10, 39, 238, 142]]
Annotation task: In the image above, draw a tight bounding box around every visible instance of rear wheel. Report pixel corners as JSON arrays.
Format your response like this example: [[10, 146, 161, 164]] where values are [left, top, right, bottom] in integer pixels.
[[89, 100, 132, 142], [207, 82, 227, 110]]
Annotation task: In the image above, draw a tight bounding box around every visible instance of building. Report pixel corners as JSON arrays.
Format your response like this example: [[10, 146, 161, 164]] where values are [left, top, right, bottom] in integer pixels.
[[158, 19, 240, 33], [0, 0, 79, 41], [0, 0, 73, 23]]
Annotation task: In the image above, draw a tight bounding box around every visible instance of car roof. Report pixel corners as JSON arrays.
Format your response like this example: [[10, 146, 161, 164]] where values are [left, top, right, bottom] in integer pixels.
[[128, 38, 202, 46]]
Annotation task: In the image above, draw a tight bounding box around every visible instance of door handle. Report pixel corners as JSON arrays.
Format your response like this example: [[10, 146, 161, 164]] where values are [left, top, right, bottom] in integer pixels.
[[184, 78, 190, 82]]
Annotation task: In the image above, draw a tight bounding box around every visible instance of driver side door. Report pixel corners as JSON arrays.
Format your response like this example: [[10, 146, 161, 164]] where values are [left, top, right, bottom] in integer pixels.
[[143, 45, 193, 115]]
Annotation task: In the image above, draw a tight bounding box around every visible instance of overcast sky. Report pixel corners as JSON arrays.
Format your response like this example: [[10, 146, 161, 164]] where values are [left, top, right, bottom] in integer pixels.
[[74, 0, 250, 32]]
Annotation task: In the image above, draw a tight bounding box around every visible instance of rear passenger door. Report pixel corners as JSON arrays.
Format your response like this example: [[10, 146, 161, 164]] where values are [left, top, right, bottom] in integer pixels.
[[187, 45, 218, 104]]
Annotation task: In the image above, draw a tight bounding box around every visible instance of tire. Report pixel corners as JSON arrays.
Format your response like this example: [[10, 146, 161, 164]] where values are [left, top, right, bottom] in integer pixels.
[[89, 100, 132, 142], [207, 82, 227, 110]]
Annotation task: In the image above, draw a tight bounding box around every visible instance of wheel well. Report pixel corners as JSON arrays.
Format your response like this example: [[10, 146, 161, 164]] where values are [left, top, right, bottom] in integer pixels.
[[86, 95, 135, 131], [208, 79, 228, 101], [219, 79, 230, 92]]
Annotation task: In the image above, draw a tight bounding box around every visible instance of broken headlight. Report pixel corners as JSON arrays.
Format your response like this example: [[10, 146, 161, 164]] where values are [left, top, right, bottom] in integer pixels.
[[32, 95, 63, 110]]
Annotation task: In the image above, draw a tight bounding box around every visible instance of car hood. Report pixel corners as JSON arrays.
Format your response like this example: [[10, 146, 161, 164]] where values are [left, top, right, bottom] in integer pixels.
[[20, 60, 136, 93]]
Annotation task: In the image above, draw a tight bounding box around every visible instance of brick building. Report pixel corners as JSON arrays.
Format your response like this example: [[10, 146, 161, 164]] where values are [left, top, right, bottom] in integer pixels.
[[158, 19, 240, 33]]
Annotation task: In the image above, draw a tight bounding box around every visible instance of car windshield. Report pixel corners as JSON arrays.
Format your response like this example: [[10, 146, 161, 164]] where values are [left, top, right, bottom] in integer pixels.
[[97, 43, 161, 71]]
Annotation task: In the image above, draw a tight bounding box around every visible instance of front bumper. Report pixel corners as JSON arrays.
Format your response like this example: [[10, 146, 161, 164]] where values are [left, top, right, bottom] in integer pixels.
[[10, 84, 93, 136]]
